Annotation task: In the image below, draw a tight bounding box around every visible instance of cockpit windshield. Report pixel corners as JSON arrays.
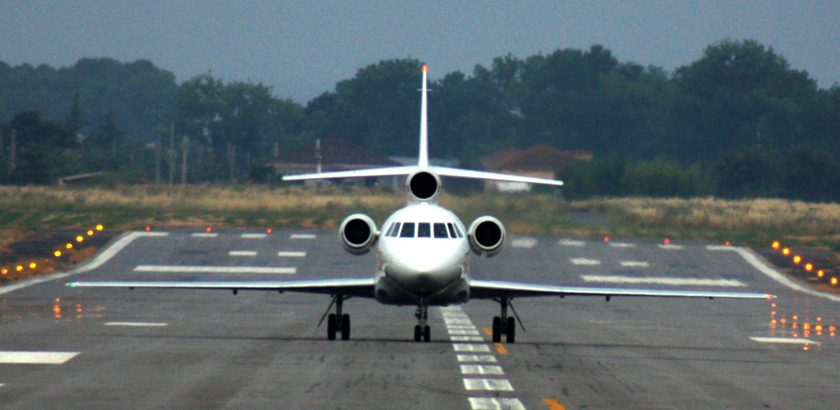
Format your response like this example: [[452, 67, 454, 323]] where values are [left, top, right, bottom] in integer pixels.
[[388, 222, 459, 239]]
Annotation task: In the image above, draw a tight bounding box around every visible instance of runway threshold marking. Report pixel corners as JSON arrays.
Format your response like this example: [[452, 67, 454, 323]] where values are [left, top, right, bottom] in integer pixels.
[[290, 233, 317, 239], [544, 398, 567, 410], [277, 251, 306, 257], [457, 354, 497, 363], [750, 337, 820, 345], [133, 265, 296, 274], [105, 322, 168, 327], [241, 233, 267, 239], [580, 275, 746, 287], [468, 398, 525, 410], [229, 251, 257, 257], [460, 365, 504, 375], [0, 352, 80, 365]]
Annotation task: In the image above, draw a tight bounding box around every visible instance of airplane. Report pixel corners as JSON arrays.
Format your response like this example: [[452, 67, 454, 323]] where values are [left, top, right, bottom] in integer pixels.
[[68, 65, 773, 343]]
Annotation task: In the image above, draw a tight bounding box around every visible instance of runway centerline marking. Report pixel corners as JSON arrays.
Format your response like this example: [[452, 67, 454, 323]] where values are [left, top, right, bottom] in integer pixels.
[[581, 275, 746, 287], [463, 378, 514, 391], [453, 344, 491, 353], [511, 237, 537, 248], [620, 261, 650, 268], [451, 336, 484, 342], [0, 352, 80, 365], [460, 364, 504, 375], [457, 354, 497, 363], [105, 322, 168, 327], [277, 251, 307, 258], [558, 239, 585, 247], [229, 251, 257, 257], [658, 244, 685, 250], [468, 398, 525, 410], [133, 265, 296, 274], [240, 233, 267, 239], [750, 337, 820, 345], [571, 258, 601, 266], [290, 233, 317, 239], [610, 242, 636, 248], [191, 233, 218, 238]]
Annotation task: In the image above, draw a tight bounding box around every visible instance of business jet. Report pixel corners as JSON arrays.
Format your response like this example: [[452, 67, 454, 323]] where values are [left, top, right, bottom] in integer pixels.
[[68, 65, 772, 343]]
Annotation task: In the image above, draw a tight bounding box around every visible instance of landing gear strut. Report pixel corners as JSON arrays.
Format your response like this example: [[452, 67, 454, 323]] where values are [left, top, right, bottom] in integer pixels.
[[491, 297, 520, 343], [414, 302, 430, 342], [321, 294, 351, 341]]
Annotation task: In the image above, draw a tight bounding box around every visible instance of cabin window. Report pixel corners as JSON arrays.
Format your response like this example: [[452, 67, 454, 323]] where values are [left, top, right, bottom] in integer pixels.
[[388, 223, 401, 237], [434, 223, 448, 238], [417, 223, 431, 238], [400, 223, 415, 238]]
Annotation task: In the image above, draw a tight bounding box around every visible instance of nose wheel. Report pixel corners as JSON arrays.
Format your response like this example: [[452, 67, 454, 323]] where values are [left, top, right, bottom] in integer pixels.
[[414, 303, 431, 342], [321, 295, 351, 341]]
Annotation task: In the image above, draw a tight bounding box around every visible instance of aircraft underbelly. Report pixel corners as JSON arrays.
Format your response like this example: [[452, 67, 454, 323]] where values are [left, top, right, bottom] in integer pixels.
[[374, 273, 469, 306]]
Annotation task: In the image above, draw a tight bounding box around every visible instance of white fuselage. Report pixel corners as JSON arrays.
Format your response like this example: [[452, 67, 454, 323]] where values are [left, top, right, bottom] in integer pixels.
[[373, 203, 473, 305]]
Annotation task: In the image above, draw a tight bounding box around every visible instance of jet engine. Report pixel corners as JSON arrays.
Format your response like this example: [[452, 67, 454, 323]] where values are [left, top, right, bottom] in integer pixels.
[[407, 170, 441, 202], [467, 216, 506, 256], [339, 214, 378, 255]]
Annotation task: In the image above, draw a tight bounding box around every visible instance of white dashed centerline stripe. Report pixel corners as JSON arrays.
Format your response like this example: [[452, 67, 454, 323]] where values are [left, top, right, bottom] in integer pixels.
[[750, 337, 820, 345], [241, 233, 267, 239], [581, 275, 745, 287], [571, 258, 601, 266], [460, 365, 505, 375], [0, 352, 80, 365], [463, 378, 514, 391], [290, 233, 317, 239], [468, 398, 526, 410], [277, 251, 306, 258], [229, 251, 257, 257], [191, 233, 218, 238], [457, 354, 497, 363], [558, 239, 585, 247], [659, 244, 685, 250], [610, 242, 636, 248], [134, 265, 296, 274], [511, 238, 537, 249], [450, 336, 484, 342], [449, 329, 481, 335], [453, 344, 491, 353], [620, 261, 650, 268], [105, 322, 169, 327]]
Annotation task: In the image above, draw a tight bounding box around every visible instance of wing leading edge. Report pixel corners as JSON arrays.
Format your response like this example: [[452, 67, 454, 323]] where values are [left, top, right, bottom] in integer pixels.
[[469, 279, 774, 300], [67, 278, 375, 298]]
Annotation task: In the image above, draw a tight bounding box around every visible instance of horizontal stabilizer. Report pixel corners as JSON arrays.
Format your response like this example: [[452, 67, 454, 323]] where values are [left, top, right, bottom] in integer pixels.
[[282, 166, 416, 181], [430, 166, 563, 187]]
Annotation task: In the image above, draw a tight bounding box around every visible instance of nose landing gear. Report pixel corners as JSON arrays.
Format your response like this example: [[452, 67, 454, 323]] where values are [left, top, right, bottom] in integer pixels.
[[414, 302, 430, 342]]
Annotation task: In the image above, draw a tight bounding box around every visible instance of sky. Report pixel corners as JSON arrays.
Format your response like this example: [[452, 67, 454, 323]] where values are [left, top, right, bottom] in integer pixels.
[[1, 1, 839, 103]]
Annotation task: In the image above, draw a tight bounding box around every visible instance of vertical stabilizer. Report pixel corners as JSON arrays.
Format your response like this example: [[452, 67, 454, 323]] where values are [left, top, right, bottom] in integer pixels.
[[418, 65, 429, 168]]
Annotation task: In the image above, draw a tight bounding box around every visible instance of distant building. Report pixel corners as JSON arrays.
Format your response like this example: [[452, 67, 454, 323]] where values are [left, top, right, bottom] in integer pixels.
[[482, 145, 592, 192], [269, 138, 403, 188]]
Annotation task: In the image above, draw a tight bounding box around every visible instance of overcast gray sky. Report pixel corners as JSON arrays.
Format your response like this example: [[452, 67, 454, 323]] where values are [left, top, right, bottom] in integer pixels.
[[2, 1, 838, 103]]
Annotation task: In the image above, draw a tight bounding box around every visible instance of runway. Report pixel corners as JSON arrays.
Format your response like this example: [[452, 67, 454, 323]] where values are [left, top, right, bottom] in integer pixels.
[[1, 229, 838, 409]]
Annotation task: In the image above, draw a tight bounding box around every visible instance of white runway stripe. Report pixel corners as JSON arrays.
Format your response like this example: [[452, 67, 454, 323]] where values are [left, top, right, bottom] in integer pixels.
[[0, 351, 79, 365], [620, 261, 650, 268], [105, 322, 168, 327], [290, 233, 316, 239], [558, 239, 586, 247], [658, 244, 685, 250], [460, 365, 504, 375], [706, 245, 735, 251], [750, 337, 820, 345], [571, 258, 601, 266], [449, 329, 481, 336], [610, 242, 636, 248], [241, 233, 267, 239], [457, 354, 497, 363], [511, 238, 537, 248], [463, 378, 514, 391], [134, 265, 296, 274], [277, 251, 306, 258], [453, 344, 491, 352], [581, 275, 745, 287], [468, 398, 525, 410], [191, 233, 218, 238], [229, 251, 257, 257], [450, 336, 484, 342]]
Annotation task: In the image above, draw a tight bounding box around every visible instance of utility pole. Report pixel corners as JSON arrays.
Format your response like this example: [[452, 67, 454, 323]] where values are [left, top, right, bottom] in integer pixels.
[[227, 143, 236, 183], [154, 138, 162, 185], [0, 130, 5, 170], [180, 134, 189, 185], [9, 129, 16, 172], [168, 123, 175, 186]]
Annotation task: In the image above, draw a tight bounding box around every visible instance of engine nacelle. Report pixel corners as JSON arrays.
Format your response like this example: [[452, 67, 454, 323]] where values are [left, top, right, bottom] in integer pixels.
[[468, 216, 506, 257], [407, 170, 441, 202], [339, 214, 378, 255]]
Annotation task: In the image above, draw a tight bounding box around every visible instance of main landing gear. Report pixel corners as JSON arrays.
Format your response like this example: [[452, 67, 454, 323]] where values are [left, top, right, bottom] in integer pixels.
[[320, 294, 351, 341], [414, 302, 431, 342], [491, 297, 522, 343]]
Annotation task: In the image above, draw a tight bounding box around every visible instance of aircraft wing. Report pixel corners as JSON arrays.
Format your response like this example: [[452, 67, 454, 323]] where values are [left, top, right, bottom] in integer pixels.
[[469, 279, 774, 300], [67, 278, 376, 298]]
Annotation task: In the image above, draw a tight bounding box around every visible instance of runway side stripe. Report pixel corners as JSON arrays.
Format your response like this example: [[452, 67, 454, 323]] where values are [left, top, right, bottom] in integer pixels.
[[191, 233, 218, 238], [105, 322, 168, 327], [468, 398, 525, 410], [277, 251, 306, 258], [0, 352, 80, 365], [731, 247, 840, 302], [290, 233, 317, 239], [750, 337, 820, 345], [134, 265, 296, 274], [463, 378, 514, 391], [229, 251, 257, 256], [581, 275, 745, 287], [241, 233, 267, 239]]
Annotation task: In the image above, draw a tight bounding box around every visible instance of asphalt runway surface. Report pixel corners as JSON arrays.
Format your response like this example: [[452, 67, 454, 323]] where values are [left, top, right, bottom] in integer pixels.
[[1, 229, 838, 409]]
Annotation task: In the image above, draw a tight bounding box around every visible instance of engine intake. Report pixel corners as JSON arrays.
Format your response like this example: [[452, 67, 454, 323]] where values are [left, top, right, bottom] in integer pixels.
[[339, 214, 378, 255], [407, 170, 440, 202], [468, 216, 506, 256]]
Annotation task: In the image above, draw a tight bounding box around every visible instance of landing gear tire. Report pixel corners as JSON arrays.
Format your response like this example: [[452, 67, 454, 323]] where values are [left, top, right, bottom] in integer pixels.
[[492, 316, 502, 343], [505, 317, 515, 343], [423, 325, 431, 342], [341, 314, 351, 341], [414, 325, 422, 342], [327, 313, 337, 340]]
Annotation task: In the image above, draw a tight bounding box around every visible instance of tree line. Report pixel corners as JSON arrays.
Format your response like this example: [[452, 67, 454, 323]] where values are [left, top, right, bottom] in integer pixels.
[[1, 40, 839, 201]]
